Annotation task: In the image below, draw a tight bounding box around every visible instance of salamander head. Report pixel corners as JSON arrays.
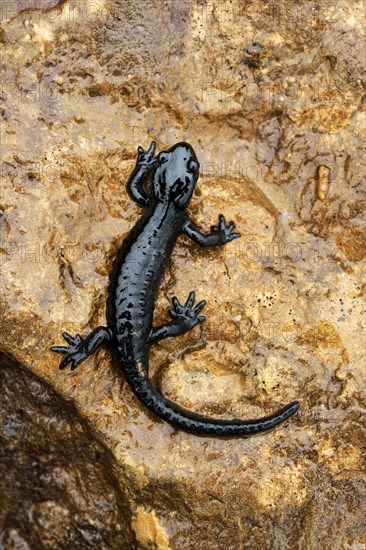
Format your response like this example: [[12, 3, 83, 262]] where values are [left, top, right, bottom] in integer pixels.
[[152, 142, 200, 208]]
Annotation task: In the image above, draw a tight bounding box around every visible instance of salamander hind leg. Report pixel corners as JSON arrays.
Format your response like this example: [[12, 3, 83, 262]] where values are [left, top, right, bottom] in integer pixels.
[[170, 291, 206, 329], [149, 291, 206, 344], [50, 326, 114, 371]]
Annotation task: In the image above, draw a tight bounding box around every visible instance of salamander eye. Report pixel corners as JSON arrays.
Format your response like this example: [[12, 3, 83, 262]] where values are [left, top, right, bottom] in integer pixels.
[[158, 152, 169, 164], [188, 159, 199, 174]]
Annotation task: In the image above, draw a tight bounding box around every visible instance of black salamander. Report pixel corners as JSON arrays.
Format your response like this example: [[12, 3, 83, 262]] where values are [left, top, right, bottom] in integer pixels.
[[51, 141, 300, 437]]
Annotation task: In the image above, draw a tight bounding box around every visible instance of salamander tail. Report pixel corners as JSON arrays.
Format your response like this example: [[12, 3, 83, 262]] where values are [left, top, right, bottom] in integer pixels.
[[126, 361, 299, 437]]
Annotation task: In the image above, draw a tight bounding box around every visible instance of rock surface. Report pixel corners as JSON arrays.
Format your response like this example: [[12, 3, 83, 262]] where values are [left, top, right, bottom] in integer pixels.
[[0, 354, 134, 549], [0, 0, 365, 548]]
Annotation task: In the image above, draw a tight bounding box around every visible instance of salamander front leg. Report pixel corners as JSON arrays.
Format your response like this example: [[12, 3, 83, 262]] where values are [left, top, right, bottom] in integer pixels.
[[149, 291, 206, 344], [50, 326, 114, 371], [183, 215, 240, 247], [127, 141, 157, 206]]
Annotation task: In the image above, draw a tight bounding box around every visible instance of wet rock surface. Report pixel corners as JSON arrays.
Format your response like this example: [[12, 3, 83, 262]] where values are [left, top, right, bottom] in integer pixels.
[[0, 354, 134, 549], [0, 0, 365, 548]]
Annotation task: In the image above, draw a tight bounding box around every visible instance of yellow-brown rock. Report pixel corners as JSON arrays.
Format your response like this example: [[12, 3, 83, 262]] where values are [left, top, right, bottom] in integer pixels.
[[1, 1, 365, 548]]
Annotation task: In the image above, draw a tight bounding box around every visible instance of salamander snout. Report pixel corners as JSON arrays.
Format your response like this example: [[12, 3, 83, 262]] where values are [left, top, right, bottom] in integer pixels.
[[152, 142, 200, 207]]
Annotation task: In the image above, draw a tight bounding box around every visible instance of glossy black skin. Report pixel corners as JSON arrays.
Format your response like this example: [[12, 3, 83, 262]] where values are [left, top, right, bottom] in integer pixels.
[[51, 141, 300, 437]]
